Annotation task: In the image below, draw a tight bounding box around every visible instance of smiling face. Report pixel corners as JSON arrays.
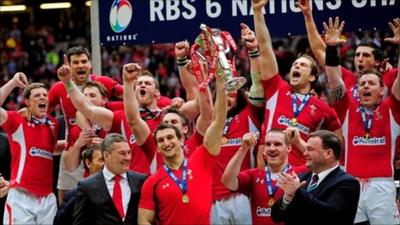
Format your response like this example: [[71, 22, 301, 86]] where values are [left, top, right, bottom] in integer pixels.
[[303, 136, 328, 173], [25, 87, 48, 119], [155, 128, 184, 160], [103, 141, 131, 175], [289, 57, 316, 93], [263, 131, 290, 170], [135, 75, 159, 107], [69, 53, 92, 85]]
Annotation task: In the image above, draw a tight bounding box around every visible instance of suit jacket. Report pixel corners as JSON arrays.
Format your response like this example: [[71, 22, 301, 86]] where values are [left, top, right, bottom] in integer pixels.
[[73, 170, 147, 225], [271, 166, 360, 225], [54, 188, 77, 225]]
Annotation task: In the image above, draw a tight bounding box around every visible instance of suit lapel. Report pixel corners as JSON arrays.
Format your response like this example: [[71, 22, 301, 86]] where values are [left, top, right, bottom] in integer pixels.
[[97, 171, 121, 219], [310, 167, 341, 197]]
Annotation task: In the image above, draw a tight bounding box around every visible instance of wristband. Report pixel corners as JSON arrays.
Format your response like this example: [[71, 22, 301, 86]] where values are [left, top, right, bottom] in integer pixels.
[[66, 80, 76, 93], [248, 49, 260, 58], [177, 57, 189, 66], [325, 45, 340, 66]]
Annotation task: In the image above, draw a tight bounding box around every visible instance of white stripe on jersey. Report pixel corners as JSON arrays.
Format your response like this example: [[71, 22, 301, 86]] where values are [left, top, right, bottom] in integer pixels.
[[342, 110, 350, 171], [248, 116, 259, 168], [390, 109, 400, 177], [12, 124, 26, 183], [265, 92, 279, 133]]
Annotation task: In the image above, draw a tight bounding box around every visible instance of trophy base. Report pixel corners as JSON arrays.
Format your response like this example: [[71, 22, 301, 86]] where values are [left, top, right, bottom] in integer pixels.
[[225, 77, 247, 93]]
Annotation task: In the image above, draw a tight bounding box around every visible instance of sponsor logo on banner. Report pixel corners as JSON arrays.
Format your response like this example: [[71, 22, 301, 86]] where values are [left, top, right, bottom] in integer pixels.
[[109, 0, 132, 33]]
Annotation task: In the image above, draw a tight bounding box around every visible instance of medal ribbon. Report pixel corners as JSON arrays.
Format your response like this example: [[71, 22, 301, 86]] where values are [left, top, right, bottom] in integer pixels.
[[265, 164, 291, 197], [223, 117, 234, 136], [292, 93, 311, 118], [163, 159, 188, 194], [359, 106, 373, 135]]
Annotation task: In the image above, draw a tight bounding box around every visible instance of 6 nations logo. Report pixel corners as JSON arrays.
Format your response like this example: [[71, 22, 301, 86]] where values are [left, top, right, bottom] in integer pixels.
[[109, 0, 133, 33]]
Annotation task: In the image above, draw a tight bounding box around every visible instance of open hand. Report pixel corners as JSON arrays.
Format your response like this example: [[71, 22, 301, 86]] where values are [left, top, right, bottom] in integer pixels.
[[323, 16, 346, 46]]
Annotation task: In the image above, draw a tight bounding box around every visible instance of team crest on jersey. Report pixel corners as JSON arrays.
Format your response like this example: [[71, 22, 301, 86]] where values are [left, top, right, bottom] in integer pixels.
[[162, 183, 170, 189], [352, 136, 386, 146], [129, 134, 136, 144], [255, 177, 265, 184], [256, 206, 271, 217], [69, 118, 76, 126], [277, 115, 310, 134], [30, 147, 53, 160]]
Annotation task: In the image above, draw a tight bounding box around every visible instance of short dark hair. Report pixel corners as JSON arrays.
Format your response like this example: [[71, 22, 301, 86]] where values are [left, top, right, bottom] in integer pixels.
[[101, 133, 126, 154], [82, 143, 102, 171], [139, 70, 160, 90], [309, 130, 341, 160], [359, 68, 383, 87], [154, 123, 182, 143], [356, 42, 383, 62], [67, 46, 91, 62], [82, 81, 108, 98], [23, 83, 47, 99], [164, 107, 189, 127]]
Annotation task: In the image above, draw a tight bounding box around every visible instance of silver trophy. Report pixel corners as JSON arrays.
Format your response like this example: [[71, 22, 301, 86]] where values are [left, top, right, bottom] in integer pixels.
[[191, 24, 246, 93]]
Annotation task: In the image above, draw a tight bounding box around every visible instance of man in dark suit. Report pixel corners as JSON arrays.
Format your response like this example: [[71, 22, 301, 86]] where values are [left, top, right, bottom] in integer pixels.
[[271, 130, 360, 225], [73, 133, 147, 225]]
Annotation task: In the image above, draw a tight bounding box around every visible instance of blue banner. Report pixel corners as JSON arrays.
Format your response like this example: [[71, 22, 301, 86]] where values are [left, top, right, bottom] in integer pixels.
[[99, 0, 400, 46]]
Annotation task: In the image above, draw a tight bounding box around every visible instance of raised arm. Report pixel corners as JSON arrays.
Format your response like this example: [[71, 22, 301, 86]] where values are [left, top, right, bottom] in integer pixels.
[[175, 40, 199, 101], [222, 132, 258, 191], [57, 55, 113, 131], [252, 0, 279, 80], [323, 17, 347, 104], [297, 0, 326, 66], [195, 87, 213, 136], [0, 72, 28, 125], [203, 64, 228, 156], [385, 18, 400, 101], [122, 63, 151, 145], [241, 23, 265, 106]]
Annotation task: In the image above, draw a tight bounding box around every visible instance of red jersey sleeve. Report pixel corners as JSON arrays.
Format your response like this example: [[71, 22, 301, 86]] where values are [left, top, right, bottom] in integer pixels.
[[2, 111, 22, 132], [157, 96, 172, 108], [261, 74, 286, 100], [383, 68, 398, 91], [138, 176, 157, 211], [110, 111, 125, 133], [93, 75, 123, 98], [140, 133, 157, 162], [47, 82, 62, 113], [237, 168, 257, 196], [321, 104, 342, 132], [189, 145, 216, 173], [341, 67, 356, 91], [331, 91, 351, 124]]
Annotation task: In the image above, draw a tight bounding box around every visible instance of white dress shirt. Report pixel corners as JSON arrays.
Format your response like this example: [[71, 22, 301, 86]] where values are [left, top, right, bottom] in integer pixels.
[[103, 167, 131, 219]]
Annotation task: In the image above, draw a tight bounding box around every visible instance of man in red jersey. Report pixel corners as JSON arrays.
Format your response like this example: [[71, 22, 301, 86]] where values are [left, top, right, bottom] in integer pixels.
[[138, 65, 228, 225], [297, 0, 398, 102], [48, 46, 123, 146], [222, 129, 308, 225], [252, 0, 341, 167], [122, 62, 212, 174], [1, 73, 59, 225], [323, 16, 400, 225]]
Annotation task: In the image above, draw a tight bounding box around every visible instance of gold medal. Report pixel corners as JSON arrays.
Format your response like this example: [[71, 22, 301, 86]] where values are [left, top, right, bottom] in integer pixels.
[[221, 137, 228, 145], [182, 194, 190, 204], [365, 132, 370, 139], [268, 198, 275, 207], [290, 118, 297, 127]]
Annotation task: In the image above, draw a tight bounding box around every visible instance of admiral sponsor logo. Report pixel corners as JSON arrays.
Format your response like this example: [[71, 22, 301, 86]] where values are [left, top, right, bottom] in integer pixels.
[[30, 147, 53, 160], [256, 206, 271, 217], [352, 136, 385, 146], [277, 115, 310, 134], [222, 137, 241, 146]]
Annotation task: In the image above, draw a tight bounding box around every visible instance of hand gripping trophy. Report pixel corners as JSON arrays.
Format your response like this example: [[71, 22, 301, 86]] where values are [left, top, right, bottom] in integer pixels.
[[189, 24, 247, 93]]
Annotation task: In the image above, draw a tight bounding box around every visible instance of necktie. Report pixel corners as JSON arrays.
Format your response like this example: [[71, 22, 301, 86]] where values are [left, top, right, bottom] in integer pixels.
[[112, 175, 125, 219], [307, 174, 319, 192]]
